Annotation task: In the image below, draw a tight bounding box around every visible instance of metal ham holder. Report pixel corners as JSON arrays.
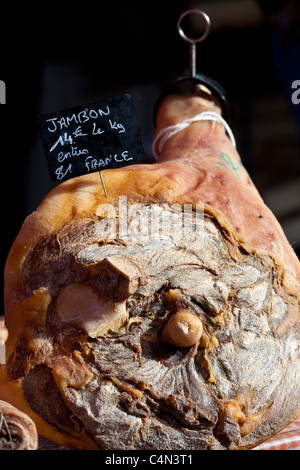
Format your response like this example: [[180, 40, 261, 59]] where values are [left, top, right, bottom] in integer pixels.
[[154, 9, 233, 126]]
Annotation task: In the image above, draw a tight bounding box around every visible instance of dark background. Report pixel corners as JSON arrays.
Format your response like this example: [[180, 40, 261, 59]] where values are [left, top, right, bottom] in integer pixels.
[[1, 0, 300, 311]]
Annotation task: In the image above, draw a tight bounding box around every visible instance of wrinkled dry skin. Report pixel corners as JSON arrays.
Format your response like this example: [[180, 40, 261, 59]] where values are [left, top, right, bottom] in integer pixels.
[[2, 91, 300, 450]]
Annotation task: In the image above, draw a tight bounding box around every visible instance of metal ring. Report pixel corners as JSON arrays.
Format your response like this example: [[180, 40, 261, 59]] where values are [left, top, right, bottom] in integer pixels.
[[177, 9, 211, 44]]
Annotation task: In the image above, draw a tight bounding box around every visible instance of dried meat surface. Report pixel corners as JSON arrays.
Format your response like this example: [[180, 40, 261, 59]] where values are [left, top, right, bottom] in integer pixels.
[[14, 207, 300, 449]]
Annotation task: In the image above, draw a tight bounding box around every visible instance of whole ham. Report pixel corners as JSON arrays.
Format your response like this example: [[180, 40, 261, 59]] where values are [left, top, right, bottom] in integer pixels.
[[0, 323, 38, 450], [2, 89, 300, 450]]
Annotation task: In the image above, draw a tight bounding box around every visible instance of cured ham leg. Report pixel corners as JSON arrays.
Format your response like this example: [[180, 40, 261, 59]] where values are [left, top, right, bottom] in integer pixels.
[[0, 323, 38, 450], [2, 89, 300, 450]]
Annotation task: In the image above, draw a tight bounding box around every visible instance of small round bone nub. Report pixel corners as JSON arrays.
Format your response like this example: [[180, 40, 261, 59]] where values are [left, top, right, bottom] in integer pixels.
[[161, 309, 203, 347]]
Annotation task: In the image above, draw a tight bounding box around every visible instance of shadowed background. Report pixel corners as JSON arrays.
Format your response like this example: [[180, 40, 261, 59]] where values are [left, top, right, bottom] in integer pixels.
[[1, 0, 299, 310]]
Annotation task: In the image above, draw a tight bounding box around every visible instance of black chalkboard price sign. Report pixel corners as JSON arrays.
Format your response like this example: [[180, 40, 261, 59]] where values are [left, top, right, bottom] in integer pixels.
[[38, 94, 145, 183]]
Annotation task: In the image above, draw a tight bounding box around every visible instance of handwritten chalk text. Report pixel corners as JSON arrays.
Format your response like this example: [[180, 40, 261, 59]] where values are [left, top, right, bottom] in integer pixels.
[[46, 105, 111, 132], [38, 94, 145, 182]]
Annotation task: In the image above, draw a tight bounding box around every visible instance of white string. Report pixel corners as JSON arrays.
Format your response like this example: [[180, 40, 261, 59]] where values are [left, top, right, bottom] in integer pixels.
[[152, 111, 236, 160]]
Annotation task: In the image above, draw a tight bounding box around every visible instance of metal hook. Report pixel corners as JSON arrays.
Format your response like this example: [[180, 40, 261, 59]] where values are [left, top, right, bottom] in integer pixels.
[[177, 9, 211, 89], [153, 9, 233, 127]]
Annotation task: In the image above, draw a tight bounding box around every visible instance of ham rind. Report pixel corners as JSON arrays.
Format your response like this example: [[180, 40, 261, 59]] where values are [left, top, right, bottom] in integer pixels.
[[153, 93, 300, 285], [2, 91, 300, 450]]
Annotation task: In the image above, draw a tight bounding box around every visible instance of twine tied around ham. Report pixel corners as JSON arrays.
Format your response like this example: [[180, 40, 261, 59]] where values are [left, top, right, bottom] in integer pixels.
[[152, 111, 236, 160]]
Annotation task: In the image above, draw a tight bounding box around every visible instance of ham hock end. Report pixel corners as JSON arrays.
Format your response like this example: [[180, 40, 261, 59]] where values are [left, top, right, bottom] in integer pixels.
[[0, 399, 38, 450], [0, 323, 38, 450], [3, 91, 300, 450]]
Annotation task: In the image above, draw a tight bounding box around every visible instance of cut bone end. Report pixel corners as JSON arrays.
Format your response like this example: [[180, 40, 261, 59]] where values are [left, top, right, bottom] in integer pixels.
[[161, 309, 203, 348]]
